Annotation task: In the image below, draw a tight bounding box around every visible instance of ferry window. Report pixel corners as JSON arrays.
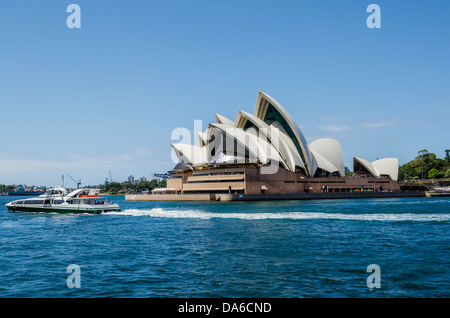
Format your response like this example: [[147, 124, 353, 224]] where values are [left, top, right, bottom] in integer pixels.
[[27, 200, 44, 204]]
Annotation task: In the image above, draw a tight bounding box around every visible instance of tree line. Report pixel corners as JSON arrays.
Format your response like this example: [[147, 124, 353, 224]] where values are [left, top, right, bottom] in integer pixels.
[[398, 149, 450, 180], [0, 184, 15, 192], [98, 179, 167, 195], [1, 179, 168, 195]]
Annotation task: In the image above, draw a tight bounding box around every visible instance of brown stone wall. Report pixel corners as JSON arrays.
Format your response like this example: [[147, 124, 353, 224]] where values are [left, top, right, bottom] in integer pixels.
[[167, 177, 183, 191], [168, 165, 400, 195], [244, 167, 305, 194]]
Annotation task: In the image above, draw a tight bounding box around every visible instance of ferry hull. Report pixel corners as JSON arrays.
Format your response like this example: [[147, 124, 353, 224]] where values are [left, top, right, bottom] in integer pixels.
[[6, 205, 120, 214], [5, 187, 121, 214]]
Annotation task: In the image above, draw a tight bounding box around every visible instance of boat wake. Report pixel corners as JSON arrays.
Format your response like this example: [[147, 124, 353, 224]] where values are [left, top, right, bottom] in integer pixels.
[[105, 208, 450, 222]]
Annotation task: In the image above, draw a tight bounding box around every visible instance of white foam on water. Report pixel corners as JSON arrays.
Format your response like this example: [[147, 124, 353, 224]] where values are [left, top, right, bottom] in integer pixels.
[[0, 221, 22, 228], [105, 208, 450, 222]]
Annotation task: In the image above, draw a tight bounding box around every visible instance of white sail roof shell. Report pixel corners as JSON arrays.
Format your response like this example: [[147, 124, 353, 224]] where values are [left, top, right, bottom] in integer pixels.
[[196, 131, 208, 147], [171, 143, 206, 166], [170, 91, 398, 182], [308, 138, 345, 176], [310, 150, 340, 176], [207, 123, 282, 165], [372, 158, 399, 181], [269, 123, 306, 171], [234, 110, 303, 171], [354, 157, 379, 177], [254, 91, 315, 176], [353, 157, 399, 181], [215, 114, 235, 126]]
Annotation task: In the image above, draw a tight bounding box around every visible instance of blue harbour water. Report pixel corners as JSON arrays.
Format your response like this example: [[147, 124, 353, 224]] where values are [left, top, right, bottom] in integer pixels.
[[0, 195, 449, 298]]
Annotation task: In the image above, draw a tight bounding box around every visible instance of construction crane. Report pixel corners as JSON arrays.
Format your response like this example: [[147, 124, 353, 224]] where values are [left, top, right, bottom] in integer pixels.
[[151, 172, 170, 180], [66, 174, 81, 189], [105, 170, 113, 186]]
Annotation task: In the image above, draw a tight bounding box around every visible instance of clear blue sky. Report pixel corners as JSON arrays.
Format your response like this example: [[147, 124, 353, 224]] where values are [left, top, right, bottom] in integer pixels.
[[0, 1, 449, 187]]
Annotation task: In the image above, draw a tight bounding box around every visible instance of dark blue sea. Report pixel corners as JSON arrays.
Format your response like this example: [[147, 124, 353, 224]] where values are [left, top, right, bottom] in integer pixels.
[[0, 195, 449, 298]]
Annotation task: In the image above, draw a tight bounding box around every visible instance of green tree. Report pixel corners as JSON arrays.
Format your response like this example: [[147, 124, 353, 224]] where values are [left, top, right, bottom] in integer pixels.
[[445, 168, 450, 178], [135, 181, 151, 192], [416, 149, 429, 179], [398, 161, 420, 180], [398, 149, 450, 180], [428, 168, 439, 179], [0, 184, 15, 192], [158, 180, 167, 188], [101, 182, 123, 194], [121, 181, 135, 191], [149, 178, 158, 189], [414, 150, 446, 179]]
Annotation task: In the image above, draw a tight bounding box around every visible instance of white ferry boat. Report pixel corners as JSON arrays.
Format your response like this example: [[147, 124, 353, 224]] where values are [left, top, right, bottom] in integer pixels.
[[5, 187, 121, 214]]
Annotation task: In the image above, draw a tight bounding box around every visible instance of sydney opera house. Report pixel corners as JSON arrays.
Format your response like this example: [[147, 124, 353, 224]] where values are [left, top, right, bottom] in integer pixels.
[[167, 91, 400, 197]]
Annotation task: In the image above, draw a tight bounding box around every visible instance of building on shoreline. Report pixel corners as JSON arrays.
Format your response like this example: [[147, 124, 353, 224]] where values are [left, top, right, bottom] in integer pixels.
[[165, 91, 401, 197]]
